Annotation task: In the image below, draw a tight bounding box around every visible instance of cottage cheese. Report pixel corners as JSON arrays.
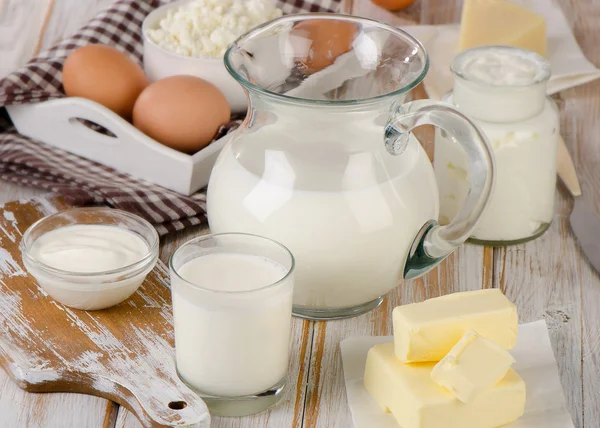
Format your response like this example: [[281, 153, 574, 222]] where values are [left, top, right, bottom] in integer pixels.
[[147, 0, 283, 58]]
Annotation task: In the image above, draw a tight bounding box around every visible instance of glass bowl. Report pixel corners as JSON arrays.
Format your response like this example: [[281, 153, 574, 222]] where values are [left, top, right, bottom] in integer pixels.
[[20, 207, 159, 310]]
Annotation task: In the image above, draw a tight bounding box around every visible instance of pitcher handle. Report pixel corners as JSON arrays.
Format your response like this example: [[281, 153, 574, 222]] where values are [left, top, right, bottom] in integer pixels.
[[384, 100, 495, 279]]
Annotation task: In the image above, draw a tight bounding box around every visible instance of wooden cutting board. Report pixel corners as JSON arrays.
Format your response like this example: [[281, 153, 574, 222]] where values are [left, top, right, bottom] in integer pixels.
[[0, 196, 210, 428]]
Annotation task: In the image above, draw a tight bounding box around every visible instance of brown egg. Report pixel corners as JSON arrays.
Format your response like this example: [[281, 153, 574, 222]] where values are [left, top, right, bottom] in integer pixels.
[[132, 76, 231, 153], [291, 20, 358, 74], [62, 44, 149, 119], [370, 0, 417, 10]]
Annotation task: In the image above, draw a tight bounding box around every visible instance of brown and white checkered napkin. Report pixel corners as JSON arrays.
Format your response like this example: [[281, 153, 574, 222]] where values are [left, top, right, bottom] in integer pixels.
[[0, 0, 341, 235]]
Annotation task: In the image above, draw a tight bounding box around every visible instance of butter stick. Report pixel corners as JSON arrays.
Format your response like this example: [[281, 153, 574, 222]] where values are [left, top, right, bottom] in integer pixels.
[[431, 330, 516, 403], [364, 342, 526, 428], [393, 289, 518, 362]]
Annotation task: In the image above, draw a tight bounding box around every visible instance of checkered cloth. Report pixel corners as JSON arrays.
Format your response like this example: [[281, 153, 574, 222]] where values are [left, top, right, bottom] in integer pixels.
[[0, 0, 341, 235]]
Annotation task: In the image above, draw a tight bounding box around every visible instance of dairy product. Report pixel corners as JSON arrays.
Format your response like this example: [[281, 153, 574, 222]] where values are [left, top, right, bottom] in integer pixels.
[[436, 102, 558, 241], [436, 46, 558, 243], [431, 330, 516, 403], [364, 342, 527, 428], [455, 49, 545, 87], [393, 289, 518, 362], [172, 252, 293, 397], [30, 224, 149, 273], [452, 46, 551, 122], [146, 0, 282, 58], [24, 224, 154, 310], [459, 0, 546, 57], [207, 115, 438, 311]]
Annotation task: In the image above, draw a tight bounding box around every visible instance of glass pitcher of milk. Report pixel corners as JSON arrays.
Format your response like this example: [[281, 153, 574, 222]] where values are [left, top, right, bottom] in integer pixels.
[[207, 14, 495, 320]]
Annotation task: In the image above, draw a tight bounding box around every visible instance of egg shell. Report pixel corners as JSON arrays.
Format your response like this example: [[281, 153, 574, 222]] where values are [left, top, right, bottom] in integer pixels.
[[62, 44, 149, 119], [132, 75, 231, 153], [290, 20, 358, 74], [370, 0, 417, 10]]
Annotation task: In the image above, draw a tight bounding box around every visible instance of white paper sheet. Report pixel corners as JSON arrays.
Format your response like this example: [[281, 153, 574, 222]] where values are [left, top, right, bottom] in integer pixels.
[[340, 320, 575, 428], [401, 0, 600, 100]]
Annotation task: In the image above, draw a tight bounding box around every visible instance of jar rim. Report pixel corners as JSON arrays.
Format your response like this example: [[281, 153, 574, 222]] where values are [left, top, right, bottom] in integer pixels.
[[451, 46, 551, 89]]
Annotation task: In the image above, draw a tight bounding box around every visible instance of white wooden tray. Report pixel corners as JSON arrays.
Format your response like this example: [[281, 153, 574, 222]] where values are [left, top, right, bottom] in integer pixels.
[[6, 97, 229, 196]]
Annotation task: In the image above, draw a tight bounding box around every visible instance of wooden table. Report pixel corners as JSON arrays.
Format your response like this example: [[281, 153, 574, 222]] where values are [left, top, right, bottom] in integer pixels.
[[1, 0, 599, 426]]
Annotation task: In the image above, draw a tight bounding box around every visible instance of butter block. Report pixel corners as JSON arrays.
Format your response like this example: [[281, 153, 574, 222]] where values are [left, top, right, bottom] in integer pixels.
[[364, 343, 526, 428], [431, 330, 516, 403], [393, 289, 518, 362], [459, 0, 547, 57]]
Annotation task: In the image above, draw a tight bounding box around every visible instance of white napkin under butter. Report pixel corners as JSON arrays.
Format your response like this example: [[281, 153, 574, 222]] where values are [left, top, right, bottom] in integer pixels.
[[401, 0, 600, 100], [340, 320, 575, 428]]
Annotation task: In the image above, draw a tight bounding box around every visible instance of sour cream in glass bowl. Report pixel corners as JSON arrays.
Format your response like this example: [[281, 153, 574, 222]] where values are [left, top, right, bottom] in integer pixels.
[[20, 208, 159, 310]]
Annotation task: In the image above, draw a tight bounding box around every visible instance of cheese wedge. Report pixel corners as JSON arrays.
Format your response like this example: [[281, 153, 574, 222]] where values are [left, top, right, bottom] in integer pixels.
[[459, 0, 547, 57], [364, 342, 526, 428], [393, 289, 518, 362], [431, 330, 516, 403]]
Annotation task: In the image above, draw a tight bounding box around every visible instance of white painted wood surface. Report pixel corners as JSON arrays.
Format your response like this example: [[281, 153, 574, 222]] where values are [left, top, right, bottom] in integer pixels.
[[0, 0, 53, 79], [1, 0, 600, 427], [0, 182, 115, 428], [0, 2, 120, 426], [0, 0, 115, 79]]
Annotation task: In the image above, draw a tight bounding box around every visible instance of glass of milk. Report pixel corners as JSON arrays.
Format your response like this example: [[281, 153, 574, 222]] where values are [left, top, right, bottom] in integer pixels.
[[169, 233, 294, 417]]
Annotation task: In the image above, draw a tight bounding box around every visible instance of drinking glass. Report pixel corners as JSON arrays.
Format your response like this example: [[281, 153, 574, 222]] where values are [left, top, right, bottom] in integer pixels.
[[170, 233, 294, 416]]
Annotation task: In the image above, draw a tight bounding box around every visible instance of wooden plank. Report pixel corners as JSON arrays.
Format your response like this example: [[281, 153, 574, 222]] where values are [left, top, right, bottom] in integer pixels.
[[0, 1, 120, 425], [0, 182, 46, 205], [0, 0, 52, 79], [494, 1, 600, 426], [494, 195, 585, 427], [0, 197, 211, 427], [0, 0, 114, 79], [0, 375, 113, 428], [0, 182, 115, 428], [561, 2, 600, 427], [38, 0, 115, 49], [0, 188, 115, 428], [116, 319, 314, 428]]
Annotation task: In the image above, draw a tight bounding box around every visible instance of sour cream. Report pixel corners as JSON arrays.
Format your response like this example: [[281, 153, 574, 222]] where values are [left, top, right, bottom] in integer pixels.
[[30, 225, 149, 273], [435, 46, 559, 244], [452, 46, 551, 123], [456, 49, 546, 86], [21, 209, 159, 310]]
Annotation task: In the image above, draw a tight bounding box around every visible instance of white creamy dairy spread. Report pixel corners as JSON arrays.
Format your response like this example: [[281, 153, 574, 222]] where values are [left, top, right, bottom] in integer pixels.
[[458, 50, 542, 86], [30, 225, 149, 273], [436, 47, 558, 243], [147, 0, 283, 58]]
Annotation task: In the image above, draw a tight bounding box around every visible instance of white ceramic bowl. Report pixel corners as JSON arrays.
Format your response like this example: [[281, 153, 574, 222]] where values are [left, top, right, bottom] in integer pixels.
[[20, 208, 159, 311], [142, 0, 248, 113]]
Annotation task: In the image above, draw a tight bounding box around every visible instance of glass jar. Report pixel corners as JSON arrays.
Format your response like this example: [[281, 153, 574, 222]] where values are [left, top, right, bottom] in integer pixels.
[[435, 46, 559, 245]]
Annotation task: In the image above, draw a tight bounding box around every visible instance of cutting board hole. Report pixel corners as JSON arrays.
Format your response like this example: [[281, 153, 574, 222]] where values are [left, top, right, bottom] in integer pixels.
[[168, 401, 187, 410], [69, 117, 117, 138]]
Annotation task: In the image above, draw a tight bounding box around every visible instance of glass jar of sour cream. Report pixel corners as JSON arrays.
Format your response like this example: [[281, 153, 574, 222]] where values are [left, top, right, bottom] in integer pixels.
[[434, 46, 559, 245]]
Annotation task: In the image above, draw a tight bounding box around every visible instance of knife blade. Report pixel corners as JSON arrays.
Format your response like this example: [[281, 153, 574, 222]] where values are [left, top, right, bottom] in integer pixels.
[[557, 136, 600, 273], [569, 197, 600, 273]]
